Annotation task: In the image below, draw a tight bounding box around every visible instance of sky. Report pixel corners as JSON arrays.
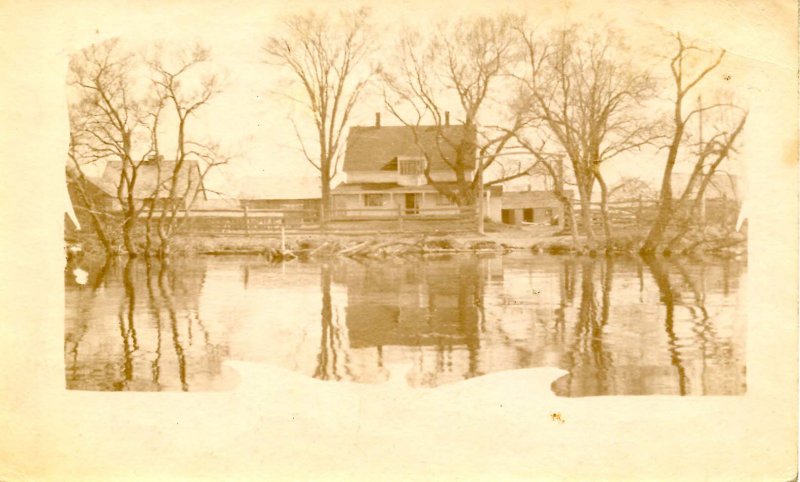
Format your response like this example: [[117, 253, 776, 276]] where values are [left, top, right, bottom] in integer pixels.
[[42, 0, 800, 198]]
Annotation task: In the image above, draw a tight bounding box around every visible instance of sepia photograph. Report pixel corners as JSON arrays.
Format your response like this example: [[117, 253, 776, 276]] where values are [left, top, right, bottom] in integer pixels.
[[0, 0, 796, 480]]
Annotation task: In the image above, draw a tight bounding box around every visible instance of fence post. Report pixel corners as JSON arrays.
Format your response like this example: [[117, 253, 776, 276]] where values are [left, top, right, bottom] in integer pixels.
[[243, 205, 249, 237], [281, 220, 286, 251]]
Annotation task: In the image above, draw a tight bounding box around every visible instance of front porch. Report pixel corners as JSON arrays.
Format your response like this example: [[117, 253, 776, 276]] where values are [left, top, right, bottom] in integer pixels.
[[331, 183, 464, 219]]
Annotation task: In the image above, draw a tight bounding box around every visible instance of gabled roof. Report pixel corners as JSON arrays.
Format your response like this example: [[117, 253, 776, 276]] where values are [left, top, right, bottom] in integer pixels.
[[501, 190, 574, 208], [343, 124, 477, 172], [238, 176, 320, 200], [95, 160, 205, 199]]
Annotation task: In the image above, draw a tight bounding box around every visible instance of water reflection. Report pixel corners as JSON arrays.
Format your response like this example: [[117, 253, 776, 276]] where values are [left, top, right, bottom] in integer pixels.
[[65, 254, 746, 396], [324, 257, 483, 386], [65, 257, 229, 391]]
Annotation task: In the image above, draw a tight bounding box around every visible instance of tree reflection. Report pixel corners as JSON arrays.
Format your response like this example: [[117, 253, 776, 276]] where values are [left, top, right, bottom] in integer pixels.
[[554, 257, 576, 341], [313, 262, 336, 380], [114, 258, 139, 390], [557, 258, 614, 396], [551, 255, 744, 397], [656, 257, 740, 394], [643, 255, 688, 395], [66, 257, 225, 391], [144, 258, 164, 388], [157, 259, 189, 391], [65, 257, 112, 386], [313, 261, 353, 381]]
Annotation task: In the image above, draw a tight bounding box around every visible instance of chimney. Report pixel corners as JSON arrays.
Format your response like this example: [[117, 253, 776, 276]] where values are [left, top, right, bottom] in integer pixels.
[[375, 112, 381, 128], [445, 111, 450, 127]]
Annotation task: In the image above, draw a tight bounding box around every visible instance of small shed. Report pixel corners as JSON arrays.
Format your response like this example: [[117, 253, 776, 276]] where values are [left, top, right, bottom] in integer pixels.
[[499, 190, 570, 227]]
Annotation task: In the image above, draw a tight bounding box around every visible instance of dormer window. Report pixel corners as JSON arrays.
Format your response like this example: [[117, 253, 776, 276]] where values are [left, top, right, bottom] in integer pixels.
[[398, 158, 424, 175]]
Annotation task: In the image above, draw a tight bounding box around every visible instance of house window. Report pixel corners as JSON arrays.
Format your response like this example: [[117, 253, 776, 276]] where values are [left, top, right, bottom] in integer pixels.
[[399, 159, 423, 175], [364, 193, 386, 207]]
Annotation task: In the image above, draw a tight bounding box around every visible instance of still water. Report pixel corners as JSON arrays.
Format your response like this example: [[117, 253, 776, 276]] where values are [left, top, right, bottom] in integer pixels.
[[65, 254, 746, 396]]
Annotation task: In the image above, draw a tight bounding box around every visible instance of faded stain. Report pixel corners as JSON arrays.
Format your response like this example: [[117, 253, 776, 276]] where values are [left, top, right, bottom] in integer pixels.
[[783, 134, 798, 166]]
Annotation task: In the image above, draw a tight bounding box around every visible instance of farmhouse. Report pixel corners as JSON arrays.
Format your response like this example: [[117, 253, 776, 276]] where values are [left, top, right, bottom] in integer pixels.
[[331, 113, 476, 218], [69, 158, 208, 212], [66, 158, 208, 233]]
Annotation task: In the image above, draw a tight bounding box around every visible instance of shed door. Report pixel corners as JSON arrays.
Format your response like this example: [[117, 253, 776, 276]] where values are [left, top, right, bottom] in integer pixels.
[[523, 208, 534, 222]]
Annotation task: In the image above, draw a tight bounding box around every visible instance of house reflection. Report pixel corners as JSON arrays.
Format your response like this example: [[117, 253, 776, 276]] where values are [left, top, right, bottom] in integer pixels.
[[317, 257, 483, 386]]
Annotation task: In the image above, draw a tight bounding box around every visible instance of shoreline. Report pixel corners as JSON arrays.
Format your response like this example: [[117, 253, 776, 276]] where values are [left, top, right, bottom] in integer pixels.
[[67, 228, 747, 262]]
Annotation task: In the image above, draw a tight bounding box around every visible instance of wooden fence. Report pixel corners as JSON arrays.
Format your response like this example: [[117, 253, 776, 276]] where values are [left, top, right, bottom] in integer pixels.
[[125, 198, 736, 237], [147, 205, 479, 236], [571, 198, 740, 230]]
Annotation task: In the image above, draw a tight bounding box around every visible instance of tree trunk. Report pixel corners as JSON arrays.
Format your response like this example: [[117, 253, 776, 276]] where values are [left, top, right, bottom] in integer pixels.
[[577, 182, 596, 251], [564, 201, 579, 250], [642, 184, 673, 254], [92, 216, 114, 256], [594, 170, 612, 245], [156, 219, 170, 259], [122, 215, 138, 257], [144, 210, 157, 257], [642, 123, 685, 255], [476, 163, 484, 235], [320, 170, 331, 230]]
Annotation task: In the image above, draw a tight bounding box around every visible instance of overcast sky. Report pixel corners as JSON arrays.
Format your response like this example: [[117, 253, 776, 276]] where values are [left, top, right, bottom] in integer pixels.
[[20, 0, 797, 197]]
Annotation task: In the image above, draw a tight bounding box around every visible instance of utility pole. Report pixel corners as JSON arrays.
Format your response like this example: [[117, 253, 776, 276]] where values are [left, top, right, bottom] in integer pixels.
[[476, 161, 484, 235], [698, 95, 706, 226]]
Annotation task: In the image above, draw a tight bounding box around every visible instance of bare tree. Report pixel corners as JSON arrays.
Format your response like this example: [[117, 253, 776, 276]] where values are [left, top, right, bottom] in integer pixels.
[[68, 39, 156, 257], [518, 26, 658, 251], [640, 34, 747, 255], [67, 124, 116, 255], [147, 44, 225, 257], [264, 8, 375, 227], [512, 136, 580, 246], [381, 14, 529, 210]]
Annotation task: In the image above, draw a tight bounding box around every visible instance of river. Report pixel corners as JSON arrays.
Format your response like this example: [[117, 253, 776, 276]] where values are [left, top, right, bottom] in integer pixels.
[[64, 253, 746, 396]]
